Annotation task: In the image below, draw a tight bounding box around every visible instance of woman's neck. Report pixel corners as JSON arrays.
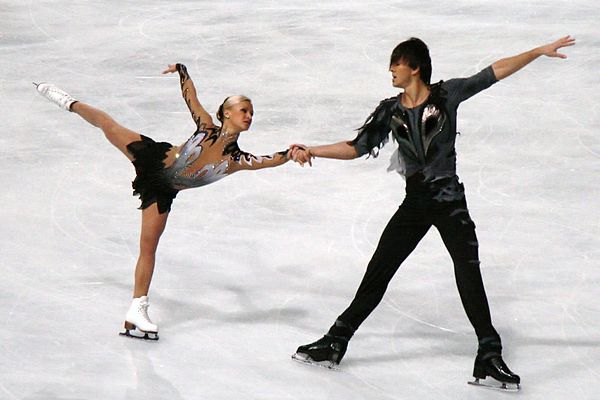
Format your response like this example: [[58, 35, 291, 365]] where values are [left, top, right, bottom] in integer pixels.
[[219, 126, 240, 141]]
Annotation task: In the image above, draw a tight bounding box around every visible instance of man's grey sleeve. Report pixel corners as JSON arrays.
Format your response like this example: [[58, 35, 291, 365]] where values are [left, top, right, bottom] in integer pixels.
[[444, 65, 498, 105], [351, 100, 394, 158]]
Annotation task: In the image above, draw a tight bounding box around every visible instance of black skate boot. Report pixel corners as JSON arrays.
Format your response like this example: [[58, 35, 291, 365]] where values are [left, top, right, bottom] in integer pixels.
[[292, 320, 354, 370], [468, 337, 520, 391]]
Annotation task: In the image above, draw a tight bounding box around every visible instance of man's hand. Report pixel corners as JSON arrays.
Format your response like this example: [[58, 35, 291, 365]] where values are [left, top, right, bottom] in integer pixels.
[[289, 144, 313, 167], [537, 35, 576, 59], [492, 35, 576, 80]]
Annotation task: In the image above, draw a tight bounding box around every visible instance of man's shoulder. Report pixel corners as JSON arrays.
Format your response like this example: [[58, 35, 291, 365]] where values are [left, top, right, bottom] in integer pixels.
[[378, 95, 398, 105], [429, 80, 449, 102], [373, 95, 399, 111]]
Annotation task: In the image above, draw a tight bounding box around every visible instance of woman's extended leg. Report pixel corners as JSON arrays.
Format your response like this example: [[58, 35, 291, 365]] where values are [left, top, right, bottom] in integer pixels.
[[35, 83, 142, 159], [71, 102, 141, 160]]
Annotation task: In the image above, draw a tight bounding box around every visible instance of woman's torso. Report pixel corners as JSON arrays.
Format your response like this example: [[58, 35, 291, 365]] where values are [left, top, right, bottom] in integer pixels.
[[163, 126, 240, 190]]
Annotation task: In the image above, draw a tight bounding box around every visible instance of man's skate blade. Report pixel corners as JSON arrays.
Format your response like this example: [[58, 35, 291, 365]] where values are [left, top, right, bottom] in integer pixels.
[[119, 329, 159, 341], [291, 353, 340, 371], [468, 378, 520, 392]]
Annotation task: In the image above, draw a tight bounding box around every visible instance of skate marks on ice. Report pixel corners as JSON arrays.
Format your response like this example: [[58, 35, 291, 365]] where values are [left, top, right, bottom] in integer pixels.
[[8, 1, 600, 400], [291, 351, 409, 400]]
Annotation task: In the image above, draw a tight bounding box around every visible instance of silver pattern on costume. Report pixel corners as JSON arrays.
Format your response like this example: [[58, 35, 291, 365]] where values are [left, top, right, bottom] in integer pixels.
[[186, 161, 229, 186], [387, 148, 407, 178], [164, 131, 229, 188], [239, 154, 273, 167], [174, 131, 206, 167], [387, 113, 411, 177], [387, 104, 447, 178], [390, 113, 418, 158], [421, 104, 446, 156]]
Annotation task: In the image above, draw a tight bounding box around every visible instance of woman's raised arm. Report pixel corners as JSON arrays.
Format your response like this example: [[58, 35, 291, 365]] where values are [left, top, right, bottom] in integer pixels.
[[163, 63, 215, 129]]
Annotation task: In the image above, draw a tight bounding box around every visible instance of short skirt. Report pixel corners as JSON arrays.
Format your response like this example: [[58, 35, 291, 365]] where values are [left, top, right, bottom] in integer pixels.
[[126, 135, 179, 214]]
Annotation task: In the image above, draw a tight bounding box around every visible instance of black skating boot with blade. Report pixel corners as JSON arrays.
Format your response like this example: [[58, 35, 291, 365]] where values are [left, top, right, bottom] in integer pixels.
[[295, 335, 348, 363], [469, 337, 520, 391], [292, 320, 354, 368], [473, 354, 520, 385]]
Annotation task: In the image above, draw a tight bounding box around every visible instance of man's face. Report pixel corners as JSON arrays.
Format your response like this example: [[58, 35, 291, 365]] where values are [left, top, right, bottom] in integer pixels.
[[389, 61, 417, 88]]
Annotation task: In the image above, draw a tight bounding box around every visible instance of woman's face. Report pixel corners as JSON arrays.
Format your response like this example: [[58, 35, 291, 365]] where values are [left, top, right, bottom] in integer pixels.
[[224, 100, 254, 132]]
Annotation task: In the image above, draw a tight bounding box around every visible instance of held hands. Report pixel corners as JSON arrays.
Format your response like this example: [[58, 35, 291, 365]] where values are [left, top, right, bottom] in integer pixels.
[[162, 64, 178, 74], [538, 35, 576, 58], [289, 144, 314, 167]]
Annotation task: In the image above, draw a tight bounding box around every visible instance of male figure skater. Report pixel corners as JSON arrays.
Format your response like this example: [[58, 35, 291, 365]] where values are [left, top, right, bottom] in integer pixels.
[[290, 35, 575, 390]]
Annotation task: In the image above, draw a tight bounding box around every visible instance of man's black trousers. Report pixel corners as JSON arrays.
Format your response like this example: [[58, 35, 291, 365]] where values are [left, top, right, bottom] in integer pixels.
[[337, 182, 500, 343]]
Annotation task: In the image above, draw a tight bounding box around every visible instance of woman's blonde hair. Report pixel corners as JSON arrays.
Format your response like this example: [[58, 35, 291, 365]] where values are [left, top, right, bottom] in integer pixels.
[[216, 95, 252, 122]]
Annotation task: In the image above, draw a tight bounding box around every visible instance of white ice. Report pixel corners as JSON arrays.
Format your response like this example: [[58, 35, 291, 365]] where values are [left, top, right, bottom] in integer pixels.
[[1, 1, 599, 399]]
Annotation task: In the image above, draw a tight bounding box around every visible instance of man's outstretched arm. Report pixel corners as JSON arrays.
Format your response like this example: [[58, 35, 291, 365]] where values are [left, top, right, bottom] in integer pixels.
[[289, 141, 359, 166], [492, 36, 575, 81]]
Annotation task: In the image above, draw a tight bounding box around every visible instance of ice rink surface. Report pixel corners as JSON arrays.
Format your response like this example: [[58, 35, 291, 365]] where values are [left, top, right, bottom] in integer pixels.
[[1, 1, 599, 399]]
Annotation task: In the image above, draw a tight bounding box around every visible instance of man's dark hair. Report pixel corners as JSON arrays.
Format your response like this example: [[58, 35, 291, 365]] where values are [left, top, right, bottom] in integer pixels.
[[389, 37, 432, 85]]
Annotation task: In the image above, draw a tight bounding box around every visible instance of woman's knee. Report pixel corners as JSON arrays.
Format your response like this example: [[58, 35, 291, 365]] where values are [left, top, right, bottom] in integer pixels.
[[139, 207, 168, 253], [102, 119, 124, 138], [139, 240, 160, 258], [139, 228, 164, 253], [104, 124, 141, 157]]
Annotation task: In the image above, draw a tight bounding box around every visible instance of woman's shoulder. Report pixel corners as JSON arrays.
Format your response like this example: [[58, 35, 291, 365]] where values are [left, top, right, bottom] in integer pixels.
[[198, 122, 221, 134]]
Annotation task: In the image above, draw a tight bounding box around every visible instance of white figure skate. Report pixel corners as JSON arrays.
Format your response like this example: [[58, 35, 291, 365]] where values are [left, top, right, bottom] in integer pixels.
[[119, 296, 159, 341], [33, 82, 77, 111]]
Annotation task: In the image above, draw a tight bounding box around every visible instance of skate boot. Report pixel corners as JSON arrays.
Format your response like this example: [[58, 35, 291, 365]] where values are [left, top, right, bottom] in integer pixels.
[[292, 320, 354, 370], [468, 337, 520, 391], [119, 296, 159, 341], [33, 82, 77, 111]]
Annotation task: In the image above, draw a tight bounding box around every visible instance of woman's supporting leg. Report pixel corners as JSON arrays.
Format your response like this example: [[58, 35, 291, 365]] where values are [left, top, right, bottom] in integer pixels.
[[134, 202, 170, 298], [121, 202, 169, 337], [71, 102, 141, 160]]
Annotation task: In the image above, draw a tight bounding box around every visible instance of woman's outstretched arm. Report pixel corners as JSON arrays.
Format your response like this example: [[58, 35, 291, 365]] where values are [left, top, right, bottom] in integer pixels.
[[163, 63, 215, 129], [226, 142, 290, 172]]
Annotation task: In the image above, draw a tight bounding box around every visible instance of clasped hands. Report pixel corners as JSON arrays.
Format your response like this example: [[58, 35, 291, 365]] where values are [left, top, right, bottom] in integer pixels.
[[288, 144, 314, 167]]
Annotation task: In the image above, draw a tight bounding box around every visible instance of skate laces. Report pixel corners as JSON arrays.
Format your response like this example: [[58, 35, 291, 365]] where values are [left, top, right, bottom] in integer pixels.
[[35, 83, 74, 107], [137, 301, 153, 323], [46, 86, 69, 101]]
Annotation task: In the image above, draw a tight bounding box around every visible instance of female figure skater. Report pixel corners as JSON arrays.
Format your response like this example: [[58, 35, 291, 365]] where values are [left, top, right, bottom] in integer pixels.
[[35, 63, 290, 340]]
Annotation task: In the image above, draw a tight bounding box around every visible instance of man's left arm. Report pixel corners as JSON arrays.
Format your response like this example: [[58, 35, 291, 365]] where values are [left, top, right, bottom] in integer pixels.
[[492, 36, 575, 81]]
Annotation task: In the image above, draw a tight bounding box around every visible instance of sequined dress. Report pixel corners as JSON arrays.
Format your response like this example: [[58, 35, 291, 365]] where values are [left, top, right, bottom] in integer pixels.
[[126, 64, 289, 214]]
